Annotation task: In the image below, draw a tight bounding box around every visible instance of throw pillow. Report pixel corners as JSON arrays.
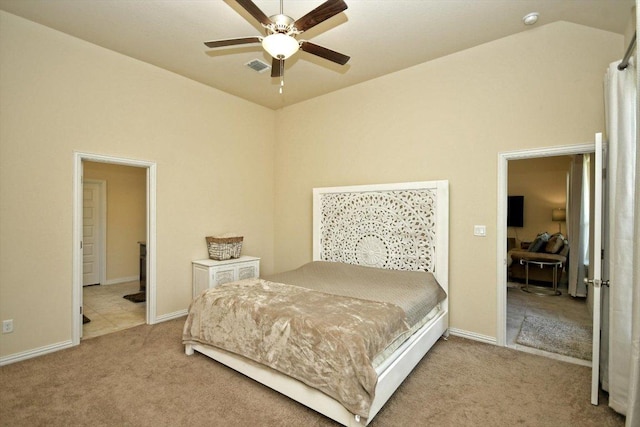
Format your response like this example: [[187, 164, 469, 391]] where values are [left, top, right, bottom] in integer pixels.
[[528, 232, 550, 253], [545, 234, 565, 254], [528, 237, 546, 252]]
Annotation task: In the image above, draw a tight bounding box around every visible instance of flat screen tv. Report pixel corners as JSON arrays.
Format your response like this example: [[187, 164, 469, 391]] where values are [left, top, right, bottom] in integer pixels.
[[507, 196, 524, 227]]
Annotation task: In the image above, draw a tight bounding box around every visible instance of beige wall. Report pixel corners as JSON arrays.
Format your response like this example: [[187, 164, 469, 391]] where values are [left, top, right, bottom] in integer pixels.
[[0, 11, 627, 360], [273, 22, 623, 339], [0, 12, 275, 357], [84, 162, 146, 282], [508, 156, 572, 244]]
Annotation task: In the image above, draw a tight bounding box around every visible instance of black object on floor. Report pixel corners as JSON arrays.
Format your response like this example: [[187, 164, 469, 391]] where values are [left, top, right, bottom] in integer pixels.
[[123, 292, 146, 303]]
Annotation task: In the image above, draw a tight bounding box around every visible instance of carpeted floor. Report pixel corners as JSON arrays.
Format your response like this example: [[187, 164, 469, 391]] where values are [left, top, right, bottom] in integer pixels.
[[0, 318, 624, 427]]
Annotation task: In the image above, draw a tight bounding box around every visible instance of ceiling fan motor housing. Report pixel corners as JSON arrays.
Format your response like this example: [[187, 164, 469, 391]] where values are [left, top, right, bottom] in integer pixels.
[[267, 14, 297, 35]]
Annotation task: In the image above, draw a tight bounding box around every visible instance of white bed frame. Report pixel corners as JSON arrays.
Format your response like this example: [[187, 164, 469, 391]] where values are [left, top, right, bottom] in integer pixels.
[[186, 180, 449, 426]]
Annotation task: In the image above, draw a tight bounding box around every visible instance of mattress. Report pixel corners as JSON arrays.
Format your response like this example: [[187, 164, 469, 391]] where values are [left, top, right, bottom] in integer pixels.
[[183, 278, 410, 417], [264, 261, 446, 328], [184, 262, 447, 418]]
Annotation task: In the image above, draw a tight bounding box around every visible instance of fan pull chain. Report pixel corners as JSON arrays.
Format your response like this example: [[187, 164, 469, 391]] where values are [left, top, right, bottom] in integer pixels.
[[279, 58, 285, 94]]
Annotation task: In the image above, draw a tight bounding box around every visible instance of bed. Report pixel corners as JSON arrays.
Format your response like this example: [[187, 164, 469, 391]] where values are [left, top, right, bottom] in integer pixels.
[[183, 180, 449, 426]]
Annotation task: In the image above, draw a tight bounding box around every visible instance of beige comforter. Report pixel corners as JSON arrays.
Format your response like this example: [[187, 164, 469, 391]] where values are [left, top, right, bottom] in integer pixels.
[[182, 279, 409, 417]]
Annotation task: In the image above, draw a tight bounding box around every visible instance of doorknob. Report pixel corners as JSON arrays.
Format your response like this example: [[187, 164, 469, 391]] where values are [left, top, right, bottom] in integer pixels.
[[584, 278, 610, 287]]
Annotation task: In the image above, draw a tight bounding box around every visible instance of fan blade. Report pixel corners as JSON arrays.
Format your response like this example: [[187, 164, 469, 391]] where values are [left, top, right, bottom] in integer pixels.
[[300, 41, 350, 65], [235, 0, 272, 26], [271, 58, 284, 78], [204, 37, 261, 48], [294, 0, 347, 32]]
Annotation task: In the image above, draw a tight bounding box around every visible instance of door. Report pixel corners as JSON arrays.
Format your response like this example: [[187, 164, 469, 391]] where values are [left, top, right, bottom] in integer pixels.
[[82, 181, 102, 286], [588, 132, 605, 405]]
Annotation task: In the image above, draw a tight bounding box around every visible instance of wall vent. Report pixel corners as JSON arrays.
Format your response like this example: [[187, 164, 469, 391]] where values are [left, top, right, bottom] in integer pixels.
[[245, 59, 271, 73]]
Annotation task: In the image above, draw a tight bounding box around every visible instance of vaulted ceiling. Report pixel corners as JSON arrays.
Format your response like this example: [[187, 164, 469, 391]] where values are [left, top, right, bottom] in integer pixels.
[[0, 0, 635, 109]]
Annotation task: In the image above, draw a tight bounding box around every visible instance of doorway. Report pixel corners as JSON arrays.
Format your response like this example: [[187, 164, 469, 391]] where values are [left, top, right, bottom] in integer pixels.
[[82, 162, 146, 339], [504, 155, 591, 365], [497, 143, 596, 361], [72, 152, 157, 346]]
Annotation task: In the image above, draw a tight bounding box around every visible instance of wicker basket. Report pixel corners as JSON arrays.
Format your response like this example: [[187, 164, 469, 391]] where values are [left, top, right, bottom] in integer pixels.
[[206, 236, 243, 260]]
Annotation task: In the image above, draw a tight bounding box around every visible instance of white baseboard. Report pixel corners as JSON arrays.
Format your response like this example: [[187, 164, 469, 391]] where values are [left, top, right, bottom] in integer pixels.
[[102, 276, 139, 285], [152, 309, 188, 324], [449, 328, 497, 345], [0, 340, 74, 366], [1, 309, 187, 366]]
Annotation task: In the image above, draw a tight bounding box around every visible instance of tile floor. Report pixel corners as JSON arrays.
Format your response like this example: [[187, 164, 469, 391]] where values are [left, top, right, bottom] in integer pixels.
[[82, 281, 146, 339], [507, 281, 593, 366]]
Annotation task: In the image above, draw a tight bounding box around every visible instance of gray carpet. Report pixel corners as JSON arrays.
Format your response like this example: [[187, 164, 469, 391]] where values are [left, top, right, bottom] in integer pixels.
[[516, 315, 592, 361], [0, 317, 622, 426]]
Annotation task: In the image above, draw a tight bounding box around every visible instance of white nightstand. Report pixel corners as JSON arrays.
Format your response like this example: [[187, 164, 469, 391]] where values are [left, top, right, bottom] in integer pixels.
[[192, 256, 260, 298]]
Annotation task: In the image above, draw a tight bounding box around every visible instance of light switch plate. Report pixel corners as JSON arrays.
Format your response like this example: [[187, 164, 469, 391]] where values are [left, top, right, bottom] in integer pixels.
[[474, 225, 487, 237]]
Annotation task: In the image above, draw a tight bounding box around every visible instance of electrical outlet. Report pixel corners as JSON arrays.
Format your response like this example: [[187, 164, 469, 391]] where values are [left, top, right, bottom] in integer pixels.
[[2, 319, 13, 333]]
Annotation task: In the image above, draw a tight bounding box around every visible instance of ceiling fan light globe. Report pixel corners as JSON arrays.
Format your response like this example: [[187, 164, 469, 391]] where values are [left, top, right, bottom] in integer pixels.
[[262, 33, 299, 60]]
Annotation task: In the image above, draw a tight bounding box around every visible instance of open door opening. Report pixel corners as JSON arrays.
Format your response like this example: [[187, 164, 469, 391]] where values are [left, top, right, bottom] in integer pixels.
[[73, 152, 157, 345], [81, 162, 147, 339], [497, 137, 604, 403], [504, 154, 592, 365]]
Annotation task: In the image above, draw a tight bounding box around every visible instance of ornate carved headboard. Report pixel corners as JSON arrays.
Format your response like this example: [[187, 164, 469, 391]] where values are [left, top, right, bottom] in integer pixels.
[[313, 181, 449, 290]]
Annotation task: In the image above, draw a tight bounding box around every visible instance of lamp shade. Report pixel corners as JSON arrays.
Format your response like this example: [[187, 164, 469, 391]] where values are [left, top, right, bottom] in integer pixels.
[[552, 208, 566, 222], [262, 33, 299, 60]]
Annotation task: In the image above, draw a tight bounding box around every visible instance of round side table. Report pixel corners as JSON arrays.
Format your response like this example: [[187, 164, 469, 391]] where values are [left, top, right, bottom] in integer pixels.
[[519, 258, 563, 296]]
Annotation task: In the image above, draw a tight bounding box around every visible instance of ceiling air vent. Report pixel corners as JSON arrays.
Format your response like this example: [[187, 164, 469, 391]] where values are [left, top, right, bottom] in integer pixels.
[[245, 59, 271, 73]]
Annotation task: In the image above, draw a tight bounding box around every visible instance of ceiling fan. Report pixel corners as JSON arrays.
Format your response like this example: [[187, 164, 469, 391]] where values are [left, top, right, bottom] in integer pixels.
[[204, 0, 350, 80]]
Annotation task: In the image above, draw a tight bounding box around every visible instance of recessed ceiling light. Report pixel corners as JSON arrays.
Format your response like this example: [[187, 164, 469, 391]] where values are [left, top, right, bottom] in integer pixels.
[[522, 12, 539, 26]]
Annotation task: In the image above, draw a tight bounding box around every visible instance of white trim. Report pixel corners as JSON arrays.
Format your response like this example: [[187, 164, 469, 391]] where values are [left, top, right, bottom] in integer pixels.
[[496, 143, 595, 346], [146, 164, 157, 324], [82, 179, 107, 286], [73, 151, 158, 345], [448, 328, 497, 345], [0, 340, 73, 366], [154, 309, 188, 323]]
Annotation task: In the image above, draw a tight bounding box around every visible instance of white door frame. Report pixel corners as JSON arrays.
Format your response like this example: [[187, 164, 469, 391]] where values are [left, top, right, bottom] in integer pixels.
[[496, 142, 595, 346], [72, 151, 157, 345], [82, 179, 107, 286], [589, 133, 604, 404]]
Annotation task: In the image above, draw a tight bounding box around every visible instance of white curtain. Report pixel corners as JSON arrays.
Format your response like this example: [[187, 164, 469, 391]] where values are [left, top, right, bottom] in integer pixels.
[[567, 155, 588, 297], [603, 56, 638, 424]]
